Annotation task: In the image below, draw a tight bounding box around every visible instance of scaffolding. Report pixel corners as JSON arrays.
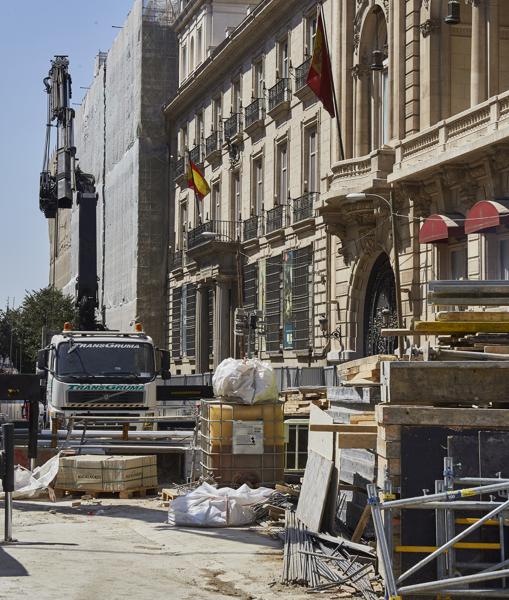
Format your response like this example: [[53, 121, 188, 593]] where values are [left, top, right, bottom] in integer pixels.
[[142, 0, 177, 24]]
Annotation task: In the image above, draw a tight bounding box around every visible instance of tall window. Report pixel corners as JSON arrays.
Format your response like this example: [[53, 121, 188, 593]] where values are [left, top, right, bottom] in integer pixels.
[[211, 181, 221, 221], [196, 27, 203, 66], [196, 111, 204, 146], [212, 96, 222, 132], [189, 37, 195, 72], [253, 158, 263, 214], [179, 125, 188, 155], [276, 142, 288, 203], [500, 239, 509, 280], [305, 15, 317, 56], [231, 171, 241, 221], [232, 77, 241, 113], [179, 201, 188, 250], [381, 58, 390, 145], [181, 44, 187, 80], [278, 38, 289, 79], [304, 126, 318, 193], [253, 59, 264, 98]]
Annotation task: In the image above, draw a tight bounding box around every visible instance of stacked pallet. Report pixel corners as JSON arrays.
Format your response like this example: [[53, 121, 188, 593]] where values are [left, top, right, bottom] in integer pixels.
[[283, 391, 328, 417]]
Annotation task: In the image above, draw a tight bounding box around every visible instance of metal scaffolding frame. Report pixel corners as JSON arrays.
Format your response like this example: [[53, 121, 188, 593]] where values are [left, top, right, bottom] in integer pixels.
[[368, 457, 509, 598]]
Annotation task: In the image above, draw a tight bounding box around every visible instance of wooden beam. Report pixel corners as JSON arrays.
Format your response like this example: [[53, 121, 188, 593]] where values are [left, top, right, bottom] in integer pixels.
[[437, 311, 509, 322], [351, 504, 372, 543], [310, 424, 377, 433], [414, 321, 509, 334], [376, 405, 509, 428], [337, 432, 377, 449]]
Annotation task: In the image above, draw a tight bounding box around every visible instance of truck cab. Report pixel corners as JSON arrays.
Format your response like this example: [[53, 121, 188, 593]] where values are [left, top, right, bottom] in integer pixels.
[[39, 328, 161, 423]]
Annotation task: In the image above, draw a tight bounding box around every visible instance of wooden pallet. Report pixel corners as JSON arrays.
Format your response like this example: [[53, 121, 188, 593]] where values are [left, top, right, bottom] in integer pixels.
[[54, 486, 158, 500]]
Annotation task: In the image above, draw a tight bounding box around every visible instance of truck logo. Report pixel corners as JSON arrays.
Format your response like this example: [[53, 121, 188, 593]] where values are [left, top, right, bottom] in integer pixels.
[[67, 384, 144, 392]]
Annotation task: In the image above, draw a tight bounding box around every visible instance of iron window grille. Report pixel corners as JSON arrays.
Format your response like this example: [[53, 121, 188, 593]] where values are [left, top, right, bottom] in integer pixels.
[[169, 250, 183, 271], [245, 98, 265, 128], [189, 144, 202, 165], [295, 57, 311, 91], [174, 156, 185, 178], [171, 287, 182, 358], [266, 255, 282, 352], [205, 131, 220, 156], [187, 220, 239, 249], [265, 204, 287, 233], [268, 78, 291, 111], [243, 215, 260, 241], [224, 113, 241, 139], [293, 192, 317, 223]]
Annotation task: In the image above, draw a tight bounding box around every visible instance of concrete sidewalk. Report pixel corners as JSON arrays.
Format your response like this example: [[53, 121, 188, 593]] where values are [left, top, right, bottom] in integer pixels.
[[0, 497, 316, 600]]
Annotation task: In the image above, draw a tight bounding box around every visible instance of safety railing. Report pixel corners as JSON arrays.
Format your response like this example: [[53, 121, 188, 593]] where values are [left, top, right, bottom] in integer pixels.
[[293, 192, 317, 223]]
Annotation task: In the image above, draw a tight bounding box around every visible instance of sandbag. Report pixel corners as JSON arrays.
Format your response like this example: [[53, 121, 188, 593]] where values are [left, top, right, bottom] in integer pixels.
[[212, 358, 278, 404], [167, 482, 273, 527]]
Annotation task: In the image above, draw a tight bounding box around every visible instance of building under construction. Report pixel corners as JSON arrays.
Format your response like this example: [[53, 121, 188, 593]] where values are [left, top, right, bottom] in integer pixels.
[[49, 0, 178, 347]]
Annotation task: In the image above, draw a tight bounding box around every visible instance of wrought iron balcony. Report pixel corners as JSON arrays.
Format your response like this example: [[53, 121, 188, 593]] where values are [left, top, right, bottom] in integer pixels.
[[295, 57, 311, 92], [174, 156, 185, 179], [268, 78, 291, 113], [224, 113, 242, 140], [187, 220, 240, 250], [243, 215, 261, 241], [244, 98, 265, 130], [205, 131, 221, 159], [189, 144, 202, 165], [265, 204, 288, 234], [169, 250, 183, 271], [293, 192, 317, 223]]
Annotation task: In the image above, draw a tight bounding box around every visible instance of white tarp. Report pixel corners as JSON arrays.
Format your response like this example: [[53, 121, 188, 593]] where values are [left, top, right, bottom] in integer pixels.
[[167, 482, 273, 527], [0, 454, 60, 499], [212, 358, 278, 404]]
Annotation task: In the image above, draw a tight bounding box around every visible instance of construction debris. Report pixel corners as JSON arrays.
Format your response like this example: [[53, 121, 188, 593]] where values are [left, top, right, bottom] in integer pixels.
[[281, 510, 381, 598]]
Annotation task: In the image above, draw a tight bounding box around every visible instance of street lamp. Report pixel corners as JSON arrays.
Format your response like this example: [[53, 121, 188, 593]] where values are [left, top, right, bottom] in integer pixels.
[[345, 191, 404, 349]]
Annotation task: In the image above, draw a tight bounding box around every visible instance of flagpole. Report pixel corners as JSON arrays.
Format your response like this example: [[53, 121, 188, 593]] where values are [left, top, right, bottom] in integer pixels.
[[319, 2, 345, 161]]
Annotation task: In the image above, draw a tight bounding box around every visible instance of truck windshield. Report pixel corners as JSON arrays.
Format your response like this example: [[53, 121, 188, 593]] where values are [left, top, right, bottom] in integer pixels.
[[56, 341, 155, 382]]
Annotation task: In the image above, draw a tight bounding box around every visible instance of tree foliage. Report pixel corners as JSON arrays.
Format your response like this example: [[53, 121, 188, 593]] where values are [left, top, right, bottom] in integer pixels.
[[0, 287, 75, 373]]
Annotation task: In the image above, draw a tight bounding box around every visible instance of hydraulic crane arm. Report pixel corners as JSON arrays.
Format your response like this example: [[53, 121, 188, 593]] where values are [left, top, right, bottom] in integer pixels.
[[39, 56, 100, 331]]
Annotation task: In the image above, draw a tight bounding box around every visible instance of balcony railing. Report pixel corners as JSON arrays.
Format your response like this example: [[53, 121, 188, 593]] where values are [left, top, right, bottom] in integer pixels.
[[174, 156, 185, 178], [293, 192, 317, 223], [295, 58, 311, 91], [205, 131, 221, 157], [189, 144, 202, 165], [265, 204, 288, 234], [169, 250, 183, 271], [245, 98, 265, 129], [268, 78, 291, 112], [243, 215, 261, 241], [224, 113, 242, 140], [187, 220, 240, 250]]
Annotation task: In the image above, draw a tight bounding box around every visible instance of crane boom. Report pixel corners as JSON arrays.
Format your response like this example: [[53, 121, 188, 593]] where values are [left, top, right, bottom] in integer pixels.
[[39, 56, 100, 331]]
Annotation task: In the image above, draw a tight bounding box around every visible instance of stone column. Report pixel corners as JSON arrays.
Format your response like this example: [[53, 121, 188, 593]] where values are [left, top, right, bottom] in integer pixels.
[[353, 64, 369, 156], [195, 284, 209, 373], [213, 278, 230, 368], [487, 0, 499, 97], [470, 0, 487, 106]]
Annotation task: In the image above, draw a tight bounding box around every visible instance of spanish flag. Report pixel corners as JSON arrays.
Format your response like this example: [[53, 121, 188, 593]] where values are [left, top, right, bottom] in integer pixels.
[[307, 10, 335, 118], [186, 157, 210, 200]]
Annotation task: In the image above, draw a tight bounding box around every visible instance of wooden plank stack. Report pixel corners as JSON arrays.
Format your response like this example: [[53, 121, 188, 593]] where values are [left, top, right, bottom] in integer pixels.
[[337, 354, 399, 385]]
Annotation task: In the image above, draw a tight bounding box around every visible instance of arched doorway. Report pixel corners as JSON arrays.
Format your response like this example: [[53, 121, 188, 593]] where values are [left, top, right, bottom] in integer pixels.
[[363, 253, 397, 356]]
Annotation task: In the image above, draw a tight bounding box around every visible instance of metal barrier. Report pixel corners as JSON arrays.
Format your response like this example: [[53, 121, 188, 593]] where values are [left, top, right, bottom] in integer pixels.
[[166, 367, 338, 390]]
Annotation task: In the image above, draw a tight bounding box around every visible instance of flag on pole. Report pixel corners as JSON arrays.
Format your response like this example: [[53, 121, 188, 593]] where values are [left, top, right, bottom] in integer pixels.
[[307, 10, 335, 118], [186, 157, 210, 200]]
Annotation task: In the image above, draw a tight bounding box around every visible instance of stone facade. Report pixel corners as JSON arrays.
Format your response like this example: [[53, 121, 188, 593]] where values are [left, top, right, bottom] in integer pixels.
[[166, 0, 509, 373]]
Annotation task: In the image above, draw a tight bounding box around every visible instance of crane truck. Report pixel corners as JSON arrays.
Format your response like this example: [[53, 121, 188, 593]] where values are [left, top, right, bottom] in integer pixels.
[[37, 56, 170, 425]]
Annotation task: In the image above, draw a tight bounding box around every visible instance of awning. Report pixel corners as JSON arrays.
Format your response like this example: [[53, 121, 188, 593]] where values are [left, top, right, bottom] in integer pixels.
[[419, 214, 463, 244], [465, 200, 509, 234]]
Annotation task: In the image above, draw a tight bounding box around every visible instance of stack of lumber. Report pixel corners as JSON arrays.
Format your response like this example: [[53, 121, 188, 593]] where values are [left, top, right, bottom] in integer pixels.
[[283, 391, 328, 416], [338, 355, 398, 385]]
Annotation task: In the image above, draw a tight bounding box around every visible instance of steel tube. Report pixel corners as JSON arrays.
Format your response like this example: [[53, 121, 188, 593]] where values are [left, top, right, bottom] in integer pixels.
[[409, 589, 509, 597], [4, 491, 12, 543], [397, 497, 509, 584], [381, 480, 509, 510], [402, 501, 505, 510], [40, 429, 193, 440], [398, 568, 509, 595]]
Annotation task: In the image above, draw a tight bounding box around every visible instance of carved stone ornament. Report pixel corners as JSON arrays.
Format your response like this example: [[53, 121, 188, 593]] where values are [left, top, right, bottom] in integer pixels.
[[420, 19, 439, 37], [465, 0, 481, 6], [351, 63, 370, 80], [421, 0, 430, 9]]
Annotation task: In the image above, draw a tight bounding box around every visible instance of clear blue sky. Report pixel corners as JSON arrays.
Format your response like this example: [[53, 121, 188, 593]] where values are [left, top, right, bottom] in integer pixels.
[[0, 0, 134, 310]]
